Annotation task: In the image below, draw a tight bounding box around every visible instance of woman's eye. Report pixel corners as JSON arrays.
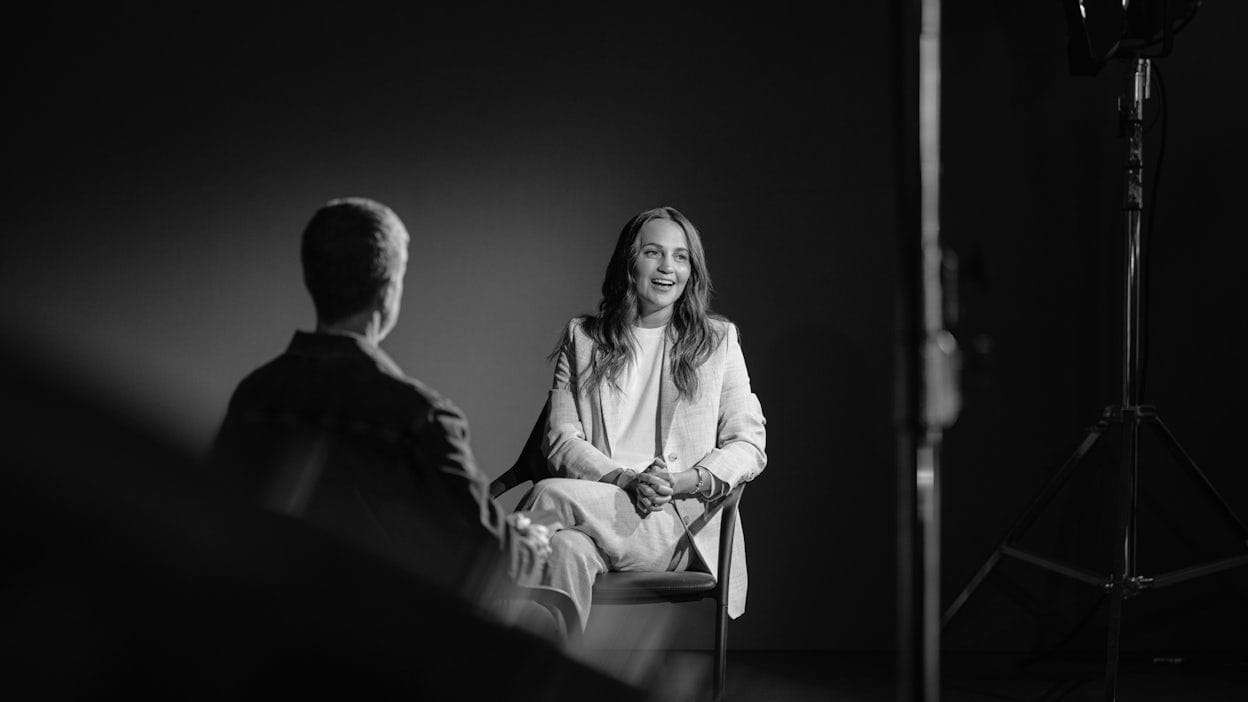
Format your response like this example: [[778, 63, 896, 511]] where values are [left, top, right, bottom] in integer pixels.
[[675, 253, 688, 262]]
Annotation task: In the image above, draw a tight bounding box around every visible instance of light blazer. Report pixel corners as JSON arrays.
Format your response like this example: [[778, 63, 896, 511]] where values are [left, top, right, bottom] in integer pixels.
[[542, 316, 767, 618]]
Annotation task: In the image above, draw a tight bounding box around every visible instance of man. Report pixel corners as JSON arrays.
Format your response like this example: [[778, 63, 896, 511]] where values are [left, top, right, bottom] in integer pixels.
[[213, 197, 548, 610]]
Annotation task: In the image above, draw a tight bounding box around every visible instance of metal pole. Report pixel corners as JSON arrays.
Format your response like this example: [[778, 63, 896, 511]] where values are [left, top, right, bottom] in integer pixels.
[[913, 1, 958, 699], [1106, 56, 1150, 702], [1121, 58, 1149, 410]]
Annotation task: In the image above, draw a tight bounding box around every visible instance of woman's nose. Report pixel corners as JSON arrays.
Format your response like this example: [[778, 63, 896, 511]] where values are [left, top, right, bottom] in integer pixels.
[[658, 256, 674, 272]]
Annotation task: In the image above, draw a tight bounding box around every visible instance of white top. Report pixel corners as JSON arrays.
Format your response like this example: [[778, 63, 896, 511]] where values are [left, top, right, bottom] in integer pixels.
[[608, 325, 667, 472]]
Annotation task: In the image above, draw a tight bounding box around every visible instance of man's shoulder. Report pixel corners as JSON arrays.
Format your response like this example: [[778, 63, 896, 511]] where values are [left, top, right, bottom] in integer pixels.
[[225, 353, 296, 408], [351, 355, 468, 430], [225, 346, 460, 429], [385, 372, 463, 421]]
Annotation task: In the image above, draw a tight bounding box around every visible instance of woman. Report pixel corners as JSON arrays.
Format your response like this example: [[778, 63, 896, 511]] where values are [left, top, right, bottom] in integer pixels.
[[523, 206, 766, 632]]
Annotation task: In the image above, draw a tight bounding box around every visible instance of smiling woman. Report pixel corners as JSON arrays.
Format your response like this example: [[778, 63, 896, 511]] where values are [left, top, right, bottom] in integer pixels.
[[519, 206, 768, 634], [633, 218, 691, 327]]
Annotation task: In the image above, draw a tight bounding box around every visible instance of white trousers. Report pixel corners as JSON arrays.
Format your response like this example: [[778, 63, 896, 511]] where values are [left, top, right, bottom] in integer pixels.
[[521, 478, 694, 631]]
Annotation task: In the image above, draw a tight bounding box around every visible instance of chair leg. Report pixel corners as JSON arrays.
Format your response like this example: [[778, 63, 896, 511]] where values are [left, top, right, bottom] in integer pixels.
[[714, 602, 728, 701]]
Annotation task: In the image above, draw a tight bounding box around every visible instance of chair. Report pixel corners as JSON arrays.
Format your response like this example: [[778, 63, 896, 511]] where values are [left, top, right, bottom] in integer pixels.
[[490, 406, 745, 701]]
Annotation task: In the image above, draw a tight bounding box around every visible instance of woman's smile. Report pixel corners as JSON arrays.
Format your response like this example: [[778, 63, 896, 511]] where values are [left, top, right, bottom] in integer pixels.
[[633, 219, 690, 325]]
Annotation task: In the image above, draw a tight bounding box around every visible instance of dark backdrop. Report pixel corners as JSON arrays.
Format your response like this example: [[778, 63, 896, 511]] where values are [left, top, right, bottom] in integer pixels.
[[5, 3, 1245, 653], [939, 3, 1248, 654]]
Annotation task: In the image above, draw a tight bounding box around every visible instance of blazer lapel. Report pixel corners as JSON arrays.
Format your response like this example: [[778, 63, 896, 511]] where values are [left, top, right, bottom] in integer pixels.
[[594, 353, 620, 457], [657, 332, 679, 454]]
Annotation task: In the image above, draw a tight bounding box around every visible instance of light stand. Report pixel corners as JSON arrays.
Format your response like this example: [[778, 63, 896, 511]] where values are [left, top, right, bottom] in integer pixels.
[[896, 0, 958, 699], [941, 54, 1248, 702]]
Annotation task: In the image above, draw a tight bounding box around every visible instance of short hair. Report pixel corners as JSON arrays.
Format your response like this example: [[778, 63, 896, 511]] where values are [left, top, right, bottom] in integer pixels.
[[301, 197, 409, 324]]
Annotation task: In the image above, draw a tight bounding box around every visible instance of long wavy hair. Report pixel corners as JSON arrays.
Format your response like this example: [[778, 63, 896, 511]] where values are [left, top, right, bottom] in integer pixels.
[[562, 206, 725, 401]]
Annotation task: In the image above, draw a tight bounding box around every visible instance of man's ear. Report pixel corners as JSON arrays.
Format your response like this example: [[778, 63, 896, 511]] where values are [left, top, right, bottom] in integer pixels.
[[372, 279, 394, 309], [373, 277, 403, 340], [382, 276, 403, 306]]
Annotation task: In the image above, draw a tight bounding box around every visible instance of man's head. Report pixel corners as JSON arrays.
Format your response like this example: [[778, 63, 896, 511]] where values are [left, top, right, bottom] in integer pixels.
[[301, 197, 409, 341]]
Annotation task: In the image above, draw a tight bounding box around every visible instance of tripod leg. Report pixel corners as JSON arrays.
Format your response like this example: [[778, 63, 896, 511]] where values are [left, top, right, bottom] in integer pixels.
[[1104, 415, 1139, 702], [1148, 415, 1248, 542], [943, 417, 1110, 626], [1103, 577, 1124, 702]]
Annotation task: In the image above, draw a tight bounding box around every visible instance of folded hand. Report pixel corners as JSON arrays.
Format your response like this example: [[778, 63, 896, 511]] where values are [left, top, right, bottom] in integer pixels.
[[635, 458, 674, 514]]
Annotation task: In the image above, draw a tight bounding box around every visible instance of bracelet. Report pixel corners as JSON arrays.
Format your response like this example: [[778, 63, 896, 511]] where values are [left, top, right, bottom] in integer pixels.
[[694, 467, 706, 496]]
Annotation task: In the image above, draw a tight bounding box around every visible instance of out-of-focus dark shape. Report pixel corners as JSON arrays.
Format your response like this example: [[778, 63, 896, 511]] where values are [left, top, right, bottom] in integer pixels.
[[0, 338, 647, 700], [1063, 0, 1202, 75], [492, 404, 745, 701]]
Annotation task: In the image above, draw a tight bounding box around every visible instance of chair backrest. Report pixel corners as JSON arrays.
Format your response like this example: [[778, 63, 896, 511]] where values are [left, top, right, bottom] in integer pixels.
[[714, 483, 745, 596], [490, 403, 552, 499]]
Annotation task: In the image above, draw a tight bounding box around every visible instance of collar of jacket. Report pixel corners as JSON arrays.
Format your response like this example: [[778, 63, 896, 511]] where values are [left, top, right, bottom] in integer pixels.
[[286, 330, 405, 378]]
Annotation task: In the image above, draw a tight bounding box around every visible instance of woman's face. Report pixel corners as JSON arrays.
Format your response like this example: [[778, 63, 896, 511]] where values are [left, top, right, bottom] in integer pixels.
[[631, 218, 691, 327]]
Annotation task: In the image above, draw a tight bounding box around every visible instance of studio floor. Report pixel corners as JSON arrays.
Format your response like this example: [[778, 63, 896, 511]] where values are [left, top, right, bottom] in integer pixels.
[[641, 651, 1248, 702]]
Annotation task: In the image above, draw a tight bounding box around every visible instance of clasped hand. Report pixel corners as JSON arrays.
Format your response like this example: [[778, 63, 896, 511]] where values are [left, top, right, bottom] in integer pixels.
[[629, 459, 674, 516]]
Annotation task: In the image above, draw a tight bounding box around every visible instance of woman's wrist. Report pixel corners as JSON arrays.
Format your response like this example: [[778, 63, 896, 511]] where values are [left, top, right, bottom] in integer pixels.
[[613, 468, 638, 489], [671, 467, 704, 496], [693, 466, 707, 496]]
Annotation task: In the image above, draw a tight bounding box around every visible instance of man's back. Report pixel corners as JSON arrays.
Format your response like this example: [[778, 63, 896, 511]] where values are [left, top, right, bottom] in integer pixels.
[[214, 330, 505, 592]]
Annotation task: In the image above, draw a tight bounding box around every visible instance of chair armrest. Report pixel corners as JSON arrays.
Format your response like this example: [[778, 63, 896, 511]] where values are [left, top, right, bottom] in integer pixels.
[[489, 466, 526, 499]]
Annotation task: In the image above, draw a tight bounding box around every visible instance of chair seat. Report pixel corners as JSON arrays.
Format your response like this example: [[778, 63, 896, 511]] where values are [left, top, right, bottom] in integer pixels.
[[591, 571, 718, 603]]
